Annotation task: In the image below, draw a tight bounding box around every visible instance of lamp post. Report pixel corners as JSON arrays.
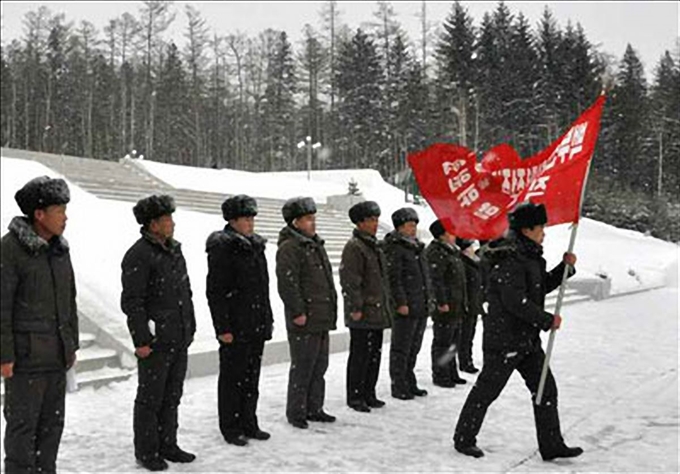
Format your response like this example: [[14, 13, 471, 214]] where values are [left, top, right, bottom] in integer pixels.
[[297, 135, 322, 181]]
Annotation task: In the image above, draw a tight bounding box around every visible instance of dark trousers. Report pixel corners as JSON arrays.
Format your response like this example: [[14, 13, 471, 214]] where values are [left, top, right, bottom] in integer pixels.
[[458, 314, 478, 369], [346, 328, 384, 404], [431, 319, 461, 383], [3, 371, 66, 474], [134, 348, 188, 462], [389, 316, 427, 394], [286, 331, 329, 422], [453, 348, 564, 454], [218, 339, 265, 438]]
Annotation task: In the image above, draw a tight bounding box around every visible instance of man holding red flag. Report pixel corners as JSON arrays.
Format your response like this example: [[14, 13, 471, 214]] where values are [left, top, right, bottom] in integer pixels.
[[452, 202, 582, 460], [408, 96, 606, 460]]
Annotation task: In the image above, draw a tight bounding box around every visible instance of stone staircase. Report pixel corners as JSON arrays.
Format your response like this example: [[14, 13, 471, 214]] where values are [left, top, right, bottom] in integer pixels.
[[0, 148, 356, 272], [0, 326, 134, 403]]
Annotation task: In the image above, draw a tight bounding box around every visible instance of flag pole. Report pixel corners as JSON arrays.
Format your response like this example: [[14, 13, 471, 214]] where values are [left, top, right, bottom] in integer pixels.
[[535, 157, 593, 406]]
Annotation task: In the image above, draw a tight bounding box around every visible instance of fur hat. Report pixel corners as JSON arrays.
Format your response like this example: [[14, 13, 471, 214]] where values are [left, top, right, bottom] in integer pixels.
[[391, 207, 419, 229], [15, 176, 70, 217], [429, 219, 447, 239], [349, 201, 381, 224], [508, 202, 548, 230], [222, 195, 258, 221], [456, 238, 474, 251], [282, 197, 317, 224], [133, 194, 176, 226]]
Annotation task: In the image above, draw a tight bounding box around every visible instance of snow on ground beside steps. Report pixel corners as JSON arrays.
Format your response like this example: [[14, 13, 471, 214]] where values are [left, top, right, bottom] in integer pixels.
[[0, 287, 676, 472]]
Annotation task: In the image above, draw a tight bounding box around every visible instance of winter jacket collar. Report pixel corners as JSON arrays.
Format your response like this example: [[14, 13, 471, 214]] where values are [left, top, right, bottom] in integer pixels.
[[384, 229, 424, 252], [8, 216, 69, 256], [480, 231, 543, 264], [431, 238, 461, 256], [514, 232, 544, 259], [205, 225, 266, 252], [277, 224, 325, 247], [353, 228, 379, 248], [141, 229, 181, 253]]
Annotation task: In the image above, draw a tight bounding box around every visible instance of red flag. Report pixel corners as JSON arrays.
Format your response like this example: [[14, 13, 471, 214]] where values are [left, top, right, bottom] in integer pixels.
[[408, 96, 605, 240]]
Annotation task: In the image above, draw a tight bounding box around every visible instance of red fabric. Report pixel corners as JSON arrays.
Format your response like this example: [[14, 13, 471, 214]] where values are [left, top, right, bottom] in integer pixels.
[[408, 96, 605, 240]]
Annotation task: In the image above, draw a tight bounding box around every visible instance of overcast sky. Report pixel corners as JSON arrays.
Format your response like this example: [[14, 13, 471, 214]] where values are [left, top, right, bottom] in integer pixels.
[[1, 1, 678, 80]]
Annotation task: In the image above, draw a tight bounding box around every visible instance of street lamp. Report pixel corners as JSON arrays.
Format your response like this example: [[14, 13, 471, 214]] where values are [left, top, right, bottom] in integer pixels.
[[297, 135, 322, 181]]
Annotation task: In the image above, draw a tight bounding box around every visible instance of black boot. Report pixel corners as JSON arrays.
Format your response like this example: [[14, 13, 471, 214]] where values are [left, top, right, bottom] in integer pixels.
[[433, 379, 456, 388], [224, 434, 249, 446], [348, 400, 371, 413], [411, 386, 428, 397], [460, 365, 479, 374], [245, 429, 271, 441], [455, 444, 485, 458], [289, 419, 309, 429], [452, 377, 467, 385], [160, 446, 196, 463], [307, 410, 337, 422], [391, 390, 415, 400], [366, 397, 386, 408], [541, 446, 583, 461], [137, 456, 169, 471]]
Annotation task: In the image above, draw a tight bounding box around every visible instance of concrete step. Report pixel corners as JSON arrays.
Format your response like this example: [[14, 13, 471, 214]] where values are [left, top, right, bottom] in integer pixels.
[[76, 346, 120, 373], [75, 366, 136, 390], [80, 332, 96, 349]]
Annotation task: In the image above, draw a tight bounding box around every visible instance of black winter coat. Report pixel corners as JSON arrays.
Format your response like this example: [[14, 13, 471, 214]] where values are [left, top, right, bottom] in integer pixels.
[[276, 225, 337, 334], [206, 225, 273, 343], [0, 217, 79, 373], [424, 240, 467, 322], [482, 232, 575, 353], [339, 229, 392, 330], [121, 231, 196, 351], [461, 252, 484, 319], [383, 230, 431, 319]]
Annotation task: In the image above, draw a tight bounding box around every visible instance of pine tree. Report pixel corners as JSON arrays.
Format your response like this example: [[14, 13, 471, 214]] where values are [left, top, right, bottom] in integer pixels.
[[263, 31, 296, 171], [506, 12, 539, 155], [155, 41, 190, 163], [649, 51, 680, 199], [609, 44, 652, 193], [335, 28, 385, 170], [436, 1, 476, 148], [535, 6, 563, 144]]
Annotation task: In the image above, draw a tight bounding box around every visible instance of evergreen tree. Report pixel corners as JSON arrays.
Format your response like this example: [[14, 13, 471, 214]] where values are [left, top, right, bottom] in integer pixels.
[[335, 29, 385, 170], [649, 51, 680, 199], [436, 1, 476, 148], [609, 44, 652, 192]]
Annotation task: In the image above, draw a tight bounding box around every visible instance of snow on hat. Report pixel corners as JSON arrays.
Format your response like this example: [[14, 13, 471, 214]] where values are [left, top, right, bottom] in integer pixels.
[[222, 195, 258, 221], [391, 207, 419, 229], [282, 197, 317, 224], [349, 201, 381, 224], [14, 176, 70, 217], [133, 194, 176, 226]]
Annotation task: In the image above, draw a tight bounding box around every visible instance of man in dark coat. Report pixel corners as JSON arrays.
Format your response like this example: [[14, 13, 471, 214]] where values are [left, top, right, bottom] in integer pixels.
[[276, 197, 338, 429], [206, 195, 274, 447], [384, 207, 430, 400], [425, 220, 468, 388], [1, 176, 78, 474], [340, 201, 392, 412], [121, 195, 196, 471], [453, 202, 583, 461], [456, 238, 483, 374]]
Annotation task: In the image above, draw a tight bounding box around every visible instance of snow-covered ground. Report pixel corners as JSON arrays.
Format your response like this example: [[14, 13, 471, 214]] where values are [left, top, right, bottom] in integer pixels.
[[1, 287, 677, 472], [1, 156, 679, 472]]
